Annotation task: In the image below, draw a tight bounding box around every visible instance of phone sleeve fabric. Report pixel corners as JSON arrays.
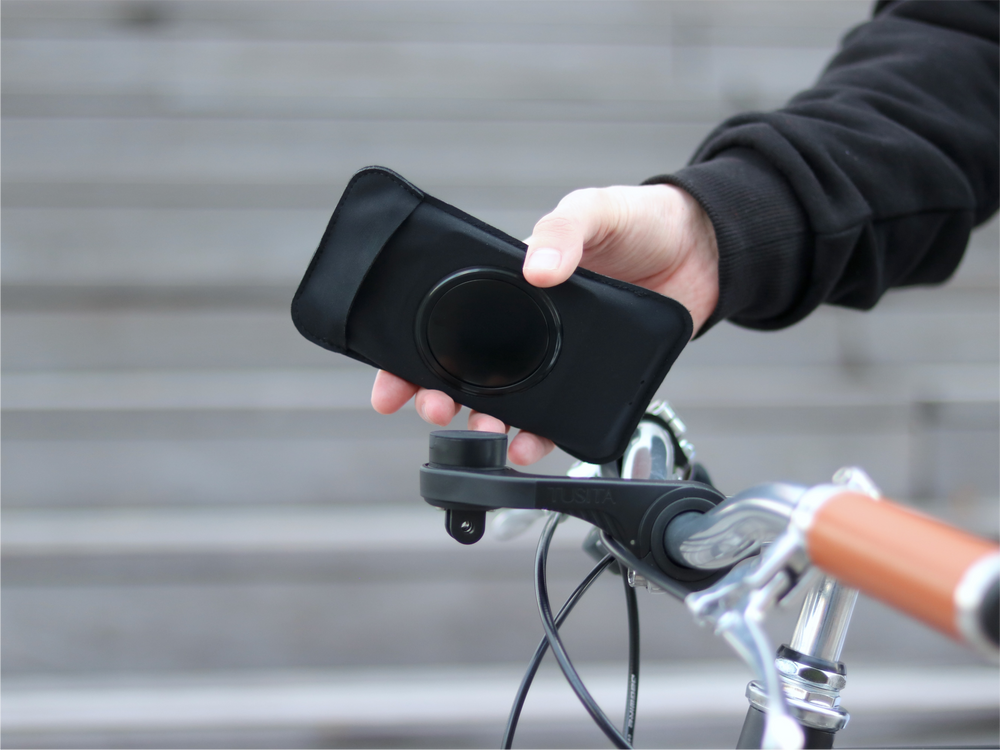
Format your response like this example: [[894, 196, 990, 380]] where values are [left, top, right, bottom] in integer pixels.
[[292, 167, 692, 464]]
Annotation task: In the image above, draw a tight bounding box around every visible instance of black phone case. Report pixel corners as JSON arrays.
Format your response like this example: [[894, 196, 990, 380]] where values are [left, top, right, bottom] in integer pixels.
[[291, 166, 692, 464]]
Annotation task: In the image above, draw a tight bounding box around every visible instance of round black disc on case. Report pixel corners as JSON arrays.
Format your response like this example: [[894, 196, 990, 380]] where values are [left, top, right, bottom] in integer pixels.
[[416, 267, 561, 395]]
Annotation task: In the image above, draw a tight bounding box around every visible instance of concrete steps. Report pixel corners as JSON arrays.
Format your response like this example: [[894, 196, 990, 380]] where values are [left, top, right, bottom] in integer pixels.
[[0, 662, 984, 733], [2, 1, 996, 747]]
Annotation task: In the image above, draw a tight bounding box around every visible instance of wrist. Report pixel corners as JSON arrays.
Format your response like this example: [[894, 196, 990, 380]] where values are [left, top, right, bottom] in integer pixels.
[[646, 149, 812, 333], [645, 184, 720, 336], [672, 185, 720, 335]]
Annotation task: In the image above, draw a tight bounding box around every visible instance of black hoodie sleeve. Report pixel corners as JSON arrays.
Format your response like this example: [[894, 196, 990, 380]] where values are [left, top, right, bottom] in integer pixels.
[[645, 0, 999, 333]]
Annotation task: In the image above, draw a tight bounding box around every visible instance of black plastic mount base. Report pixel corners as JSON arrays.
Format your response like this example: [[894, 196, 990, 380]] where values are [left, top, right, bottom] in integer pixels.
[[421, 430, 732, 596]]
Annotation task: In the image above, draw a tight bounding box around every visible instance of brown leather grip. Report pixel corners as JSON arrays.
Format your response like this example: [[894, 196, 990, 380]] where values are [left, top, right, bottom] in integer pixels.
[[806, 491, 998, 641]]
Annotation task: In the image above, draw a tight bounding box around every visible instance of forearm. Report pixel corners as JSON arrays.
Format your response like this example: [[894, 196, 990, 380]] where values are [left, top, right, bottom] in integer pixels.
[[648, 0, 1000, 333]]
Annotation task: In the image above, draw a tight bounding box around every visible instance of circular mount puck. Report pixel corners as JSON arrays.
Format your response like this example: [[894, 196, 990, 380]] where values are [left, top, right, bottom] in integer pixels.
[[416, 267, 561, 396], [429, 430, 507, 469]]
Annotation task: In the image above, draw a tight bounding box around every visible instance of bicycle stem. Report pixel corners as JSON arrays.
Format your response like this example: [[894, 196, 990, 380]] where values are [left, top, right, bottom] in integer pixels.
[[786, 467, 877, 664], [789, 576, 857, 663]]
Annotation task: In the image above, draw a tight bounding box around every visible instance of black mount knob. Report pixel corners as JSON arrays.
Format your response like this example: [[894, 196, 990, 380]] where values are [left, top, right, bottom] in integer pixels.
[[429, 430, 507, 469], [429, 431, 506, 545]]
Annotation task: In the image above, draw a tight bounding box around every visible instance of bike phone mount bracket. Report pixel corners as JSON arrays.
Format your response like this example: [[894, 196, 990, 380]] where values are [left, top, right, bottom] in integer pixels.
[[420, 430, 732, 599]]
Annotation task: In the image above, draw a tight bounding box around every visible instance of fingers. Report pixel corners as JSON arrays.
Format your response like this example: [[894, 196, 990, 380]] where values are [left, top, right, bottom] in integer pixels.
[[371, 370, 418, 414], [469, 410, 553, 466], [523, 188, 616, 288], [508, 431, 556, 466], [376, 377, 552, 465], [415, 388, 462, 425], [468, 410, 509, 434], [372, 370, 460, 426]]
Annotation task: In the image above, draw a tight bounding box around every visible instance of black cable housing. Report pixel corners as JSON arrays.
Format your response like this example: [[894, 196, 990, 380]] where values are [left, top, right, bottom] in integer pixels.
[[621, 565, 640, 744], [600, 530, 686, 594], [501, 553, 615, 748], [533, 513, 632, 749]]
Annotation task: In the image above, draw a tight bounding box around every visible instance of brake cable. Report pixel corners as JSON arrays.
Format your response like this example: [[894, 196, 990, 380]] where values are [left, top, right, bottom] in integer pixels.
[[531, 512, 633, 749], [501, 549, 616, 747]]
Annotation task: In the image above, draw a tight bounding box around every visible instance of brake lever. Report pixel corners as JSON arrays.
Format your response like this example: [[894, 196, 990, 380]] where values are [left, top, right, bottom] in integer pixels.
[[420, 430, 731, 598], [686, 530, 813, 750], [680, 467, 886, 750]]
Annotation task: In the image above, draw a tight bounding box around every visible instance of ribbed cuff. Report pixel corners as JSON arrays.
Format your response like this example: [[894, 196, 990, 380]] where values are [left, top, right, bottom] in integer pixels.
[[644, 148, 812, 334]]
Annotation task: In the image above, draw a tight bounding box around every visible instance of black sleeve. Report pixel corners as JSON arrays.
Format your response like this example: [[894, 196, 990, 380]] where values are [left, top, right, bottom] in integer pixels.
[[645, 0, 999, 333]]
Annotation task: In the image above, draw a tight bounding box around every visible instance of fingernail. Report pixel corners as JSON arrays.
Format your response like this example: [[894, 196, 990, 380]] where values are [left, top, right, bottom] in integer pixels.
[[525, 247, 561, 271]]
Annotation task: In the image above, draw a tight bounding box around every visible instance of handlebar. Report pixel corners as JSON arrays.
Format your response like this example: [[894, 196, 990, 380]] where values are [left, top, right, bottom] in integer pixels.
[[420, 430, 999, 656], [663, 479, 999, 656], [663, 482, 805, 569]]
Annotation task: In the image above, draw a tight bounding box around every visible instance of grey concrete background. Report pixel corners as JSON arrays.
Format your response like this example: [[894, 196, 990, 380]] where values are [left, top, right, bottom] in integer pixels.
[[2, 1, 998, 748]]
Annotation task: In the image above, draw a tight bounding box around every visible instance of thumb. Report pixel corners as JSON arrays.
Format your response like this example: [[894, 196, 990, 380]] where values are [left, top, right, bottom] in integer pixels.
[[522, 188, 612, 287]]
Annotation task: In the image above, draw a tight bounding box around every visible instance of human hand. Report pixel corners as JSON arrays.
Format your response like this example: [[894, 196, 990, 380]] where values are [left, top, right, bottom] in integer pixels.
[[371, 183, 719, 465]]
